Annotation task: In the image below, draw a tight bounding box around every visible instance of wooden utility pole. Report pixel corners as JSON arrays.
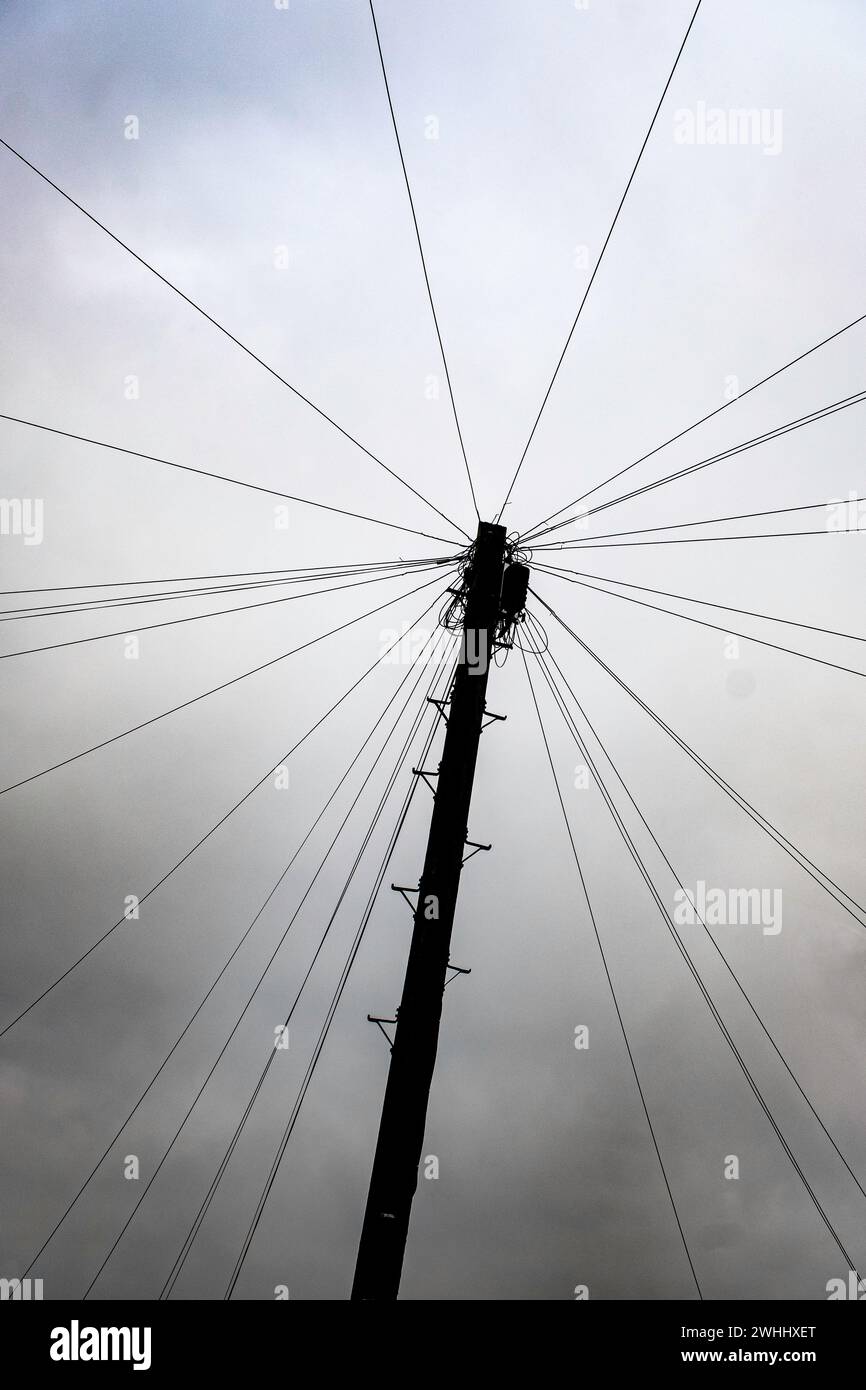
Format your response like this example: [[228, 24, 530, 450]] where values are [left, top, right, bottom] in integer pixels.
[[352, 520, 510, 1300]]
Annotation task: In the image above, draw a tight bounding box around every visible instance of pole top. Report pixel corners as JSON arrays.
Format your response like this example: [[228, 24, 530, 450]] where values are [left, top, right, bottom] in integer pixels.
[[475, 519, 507, 547]]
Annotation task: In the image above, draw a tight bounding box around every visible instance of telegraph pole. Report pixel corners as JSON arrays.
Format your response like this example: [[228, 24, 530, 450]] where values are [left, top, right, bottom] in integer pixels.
[[352, 520, 513, 1300]]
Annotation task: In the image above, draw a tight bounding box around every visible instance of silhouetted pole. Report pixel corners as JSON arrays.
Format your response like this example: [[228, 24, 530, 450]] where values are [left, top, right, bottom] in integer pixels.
[[352, 520, 508, 1300]]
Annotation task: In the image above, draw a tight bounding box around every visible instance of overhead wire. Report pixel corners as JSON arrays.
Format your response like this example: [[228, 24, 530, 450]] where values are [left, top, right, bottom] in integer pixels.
[[524, 613, 866, 1211], [0, 557, 451, 619], [524, 387, 866, 541], [530, 564, 866, 680], [368, 0, 480, 524], [521, 311, 866, 540], [21, 620, 452, 1278], [219, 648, 458, 1300], [0, 573, 455, 1037], [527, 495, 866, 551], [529, 587, 866, 934], [520, 643, 703, 1298], [0, 568, 452, 799], [496, 0, 704, 522], [0, 411, 465, 547], [532, 561, 866, 645], [0, 554, 454, 599], [0, 563, 444, 660], [77, 630, 456, 1298], [530, 527, 864, 552], [525, 622, 861, 1275], [0, 140, 470, 541]]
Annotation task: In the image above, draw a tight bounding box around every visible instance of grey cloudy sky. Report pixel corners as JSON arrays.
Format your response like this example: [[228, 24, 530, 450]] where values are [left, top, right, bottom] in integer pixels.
[[1, 0, 865, 1300]]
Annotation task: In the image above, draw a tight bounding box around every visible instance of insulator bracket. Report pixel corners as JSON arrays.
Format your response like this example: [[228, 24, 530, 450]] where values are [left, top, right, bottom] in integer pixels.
[[367, 1015, 397, 1050]]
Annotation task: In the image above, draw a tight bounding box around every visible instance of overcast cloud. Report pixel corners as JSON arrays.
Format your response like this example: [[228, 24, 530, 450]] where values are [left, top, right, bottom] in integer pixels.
[[1, 0, 865, 1301]]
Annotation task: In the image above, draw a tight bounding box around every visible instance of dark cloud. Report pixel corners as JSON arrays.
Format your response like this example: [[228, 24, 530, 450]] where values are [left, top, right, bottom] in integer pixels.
[[1, 0, 865, 1301]]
